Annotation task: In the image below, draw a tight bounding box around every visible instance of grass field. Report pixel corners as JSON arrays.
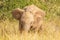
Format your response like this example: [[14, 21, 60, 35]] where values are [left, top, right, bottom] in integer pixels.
[[0, 0, 60, 40], [0, 18, 60, 40]]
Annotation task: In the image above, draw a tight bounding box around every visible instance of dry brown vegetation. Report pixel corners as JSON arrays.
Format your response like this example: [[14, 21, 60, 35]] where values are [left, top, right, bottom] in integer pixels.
[[0, 17, 60, 40]]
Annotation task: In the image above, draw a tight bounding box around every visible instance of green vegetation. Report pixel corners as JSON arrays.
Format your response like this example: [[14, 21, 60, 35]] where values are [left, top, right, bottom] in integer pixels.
[[0, 0, 60, 20]]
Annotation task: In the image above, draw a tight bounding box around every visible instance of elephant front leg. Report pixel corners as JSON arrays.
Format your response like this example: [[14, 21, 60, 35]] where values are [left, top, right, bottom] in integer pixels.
[[19, 21, 24, 33]]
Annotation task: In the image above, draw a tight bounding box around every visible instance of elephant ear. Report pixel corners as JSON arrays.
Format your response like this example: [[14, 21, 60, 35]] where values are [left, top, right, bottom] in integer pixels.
[[12, 8, 24, 20], [35, 10, 45, 18]]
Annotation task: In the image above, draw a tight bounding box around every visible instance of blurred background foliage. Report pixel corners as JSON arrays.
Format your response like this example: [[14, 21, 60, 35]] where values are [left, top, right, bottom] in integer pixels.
[[0, 0, 60, 21]]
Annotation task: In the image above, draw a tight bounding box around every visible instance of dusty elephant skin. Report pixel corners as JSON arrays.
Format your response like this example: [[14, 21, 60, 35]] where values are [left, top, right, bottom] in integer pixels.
[[23, 5, 45, 32], [12, 5, 45, 33]]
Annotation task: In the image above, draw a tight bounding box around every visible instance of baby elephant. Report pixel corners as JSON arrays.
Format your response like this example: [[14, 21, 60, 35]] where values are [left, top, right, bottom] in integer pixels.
[[12, 5, 45, 33], [12, 8, 34, 33]]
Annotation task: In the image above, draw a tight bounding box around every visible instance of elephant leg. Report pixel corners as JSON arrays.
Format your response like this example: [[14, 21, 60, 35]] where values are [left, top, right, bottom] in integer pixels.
[[19, 21, 24, 33], [32, 24, 42, 32]]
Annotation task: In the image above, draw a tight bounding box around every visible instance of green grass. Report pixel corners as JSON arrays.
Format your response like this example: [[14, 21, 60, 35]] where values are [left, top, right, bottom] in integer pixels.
[[0, 0, 60, 20]]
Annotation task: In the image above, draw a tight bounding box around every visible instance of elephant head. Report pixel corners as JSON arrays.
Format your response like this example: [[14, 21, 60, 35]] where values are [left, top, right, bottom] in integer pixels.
[[11, 5, 45, 33]]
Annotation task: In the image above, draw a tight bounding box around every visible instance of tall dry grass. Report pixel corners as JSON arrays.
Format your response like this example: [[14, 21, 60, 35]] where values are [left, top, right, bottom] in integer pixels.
[[0, 17, 60, 40]]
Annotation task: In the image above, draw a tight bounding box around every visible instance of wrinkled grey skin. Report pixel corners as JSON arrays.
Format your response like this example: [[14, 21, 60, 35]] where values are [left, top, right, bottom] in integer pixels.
[[12, 5, 45, 33]]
